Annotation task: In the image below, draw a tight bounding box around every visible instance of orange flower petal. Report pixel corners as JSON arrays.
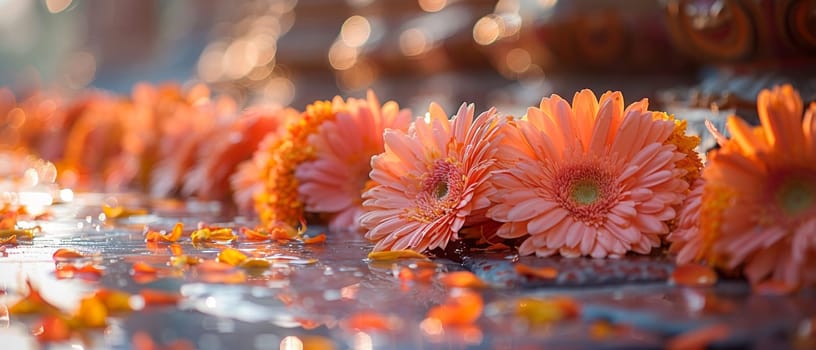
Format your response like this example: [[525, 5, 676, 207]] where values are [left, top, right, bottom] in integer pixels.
[[35, 315, 73, 342], [145, 222, 184, 243], [103, 204, 148, 219], [131, 262, 159, 275], [140, 289, 182, 306], [52, 248, 84, 260], [302, 233, 326, 244], [515, 264, 558, 279], [169, 255, 201, 267], [671, 264, 718, 287], [240, 227, 270, 241], [0, 229, 34, 240], [343, 311, 396, 332], [196, 260, 236, 273], [439, 271, 488, 289], [191, 228, 237, 243], [398, 267, 415, 282], [216, 248, 248, 266], [94, 289, 134, 313], [516, 297, 581, 325], [0, 235, 17, 245], [169, 243, 183, 256], [9, 280, 61, 315], [368, 250, 428, 261], [75, 296, 108, 328], [166, 222, 184, 241], [426, 289, 483, 326], [239, 258, 271, 270]]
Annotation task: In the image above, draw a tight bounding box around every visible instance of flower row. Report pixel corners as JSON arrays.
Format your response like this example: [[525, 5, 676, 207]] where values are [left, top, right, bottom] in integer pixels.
[[2, 83, 814, 289]]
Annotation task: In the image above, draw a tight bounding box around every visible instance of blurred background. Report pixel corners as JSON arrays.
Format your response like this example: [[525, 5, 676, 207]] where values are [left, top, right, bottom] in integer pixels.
[[1, 0, 815, 117]]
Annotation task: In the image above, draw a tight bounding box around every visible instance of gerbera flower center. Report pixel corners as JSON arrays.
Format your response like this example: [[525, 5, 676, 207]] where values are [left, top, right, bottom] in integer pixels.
[[571, 180, 600, 205], [776, 179, 815, 216], [553, 160, 620, 226], [433, 181, 449, 199], [408, 159, 464, 222]]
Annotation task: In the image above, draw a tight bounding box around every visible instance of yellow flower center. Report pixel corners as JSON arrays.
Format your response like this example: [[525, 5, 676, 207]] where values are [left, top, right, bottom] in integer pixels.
[[571, 180, 599, 205], [407, 159, 464, 223], [553, 159, 620, 226]]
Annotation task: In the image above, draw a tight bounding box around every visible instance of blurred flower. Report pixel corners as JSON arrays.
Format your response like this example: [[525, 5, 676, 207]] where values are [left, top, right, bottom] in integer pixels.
[[296, 91, 411, 232], [183, 106, 292, 203], [675, 85, 816, 287], [361, 103, 504, 252], [146, 83, 237, 197], [488, 90, 689, 258]]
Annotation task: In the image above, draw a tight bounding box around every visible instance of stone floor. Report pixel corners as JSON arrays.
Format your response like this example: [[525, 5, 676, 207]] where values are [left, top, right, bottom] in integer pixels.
[[0, 194, 814, 349]]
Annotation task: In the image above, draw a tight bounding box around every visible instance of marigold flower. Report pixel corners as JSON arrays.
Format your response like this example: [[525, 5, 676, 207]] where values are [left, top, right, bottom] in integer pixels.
[[360, 103, 505, 252], [254, 99, 340, 227], [671, 85, 816, 287], [295, 91, 411, 232], [488, 90, 690, 258]]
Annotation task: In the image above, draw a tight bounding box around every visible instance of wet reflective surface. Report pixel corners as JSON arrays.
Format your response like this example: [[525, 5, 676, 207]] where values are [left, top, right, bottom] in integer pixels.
[[1, 194, 815, 349]]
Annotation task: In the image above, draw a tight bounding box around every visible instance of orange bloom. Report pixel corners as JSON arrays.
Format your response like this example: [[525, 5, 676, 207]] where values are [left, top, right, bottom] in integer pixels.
[[254, 99, 339, 227], [296, 91, 411, 232], [183, 107, 292, 204], [231, 130, 290, 214], [488, 90, 690, 258], [360, 103, 505, 252], [678, 85, 816, 287]]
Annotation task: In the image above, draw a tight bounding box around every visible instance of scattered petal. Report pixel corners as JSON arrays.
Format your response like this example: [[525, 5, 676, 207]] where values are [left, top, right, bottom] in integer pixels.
[[140, 289, 182, 306], [515, 264, 558, 279], [343, 311, 399, 332], [368, 250, 428, 261], [103, 204, 148, 219], [35, 315, 73, 342], [216, 248, 248, 266], [439, 271, 488, 289], [239, 258, 271, 270], [145, 222, 184, 243], [302, 233, 326, 244], [515, 297, 580, 325], [52, 248, 84, 260], [75, 295, 108, 328], [426, 289, 483, 326]]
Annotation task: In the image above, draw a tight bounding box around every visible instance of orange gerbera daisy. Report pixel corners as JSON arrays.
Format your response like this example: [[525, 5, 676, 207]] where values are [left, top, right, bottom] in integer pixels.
[[488, 90, 690, 258], [360, 103, 504, 252], [295, 91, 411, 232], [682, 85, 816, 286]]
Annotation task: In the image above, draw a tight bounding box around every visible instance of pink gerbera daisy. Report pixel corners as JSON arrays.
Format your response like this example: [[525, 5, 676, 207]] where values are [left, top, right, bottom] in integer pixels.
[[360, 103, 504, 252], [488, 90, 690, 258], [294, 91, 411, 232]]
